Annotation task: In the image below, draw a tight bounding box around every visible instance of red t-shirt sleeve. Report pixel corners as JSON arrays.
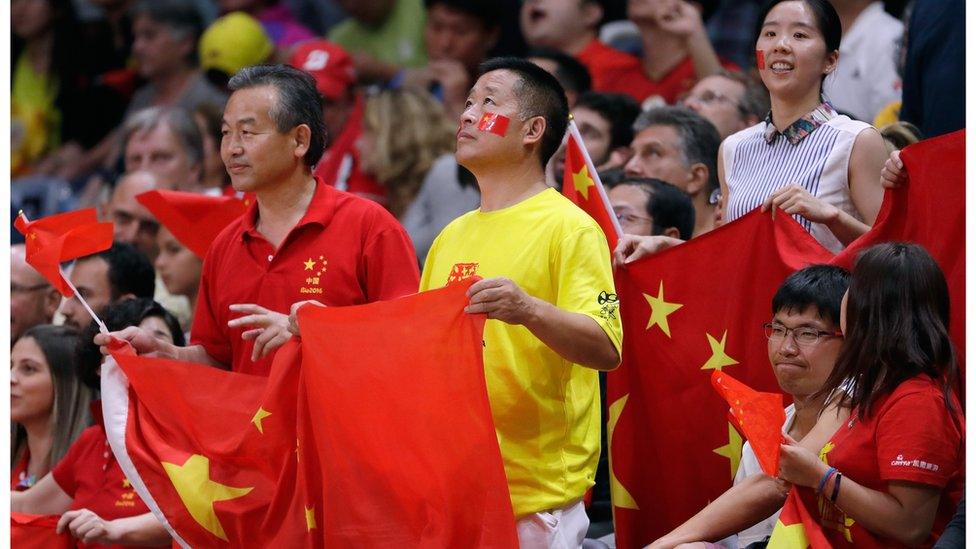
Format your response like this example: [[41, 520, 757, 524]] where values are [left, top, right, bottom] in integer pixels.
[[361, 215, 420, 301], [51, 427, 99, 497], [189, 253, 232, 367], [876, 387, 963, 487]]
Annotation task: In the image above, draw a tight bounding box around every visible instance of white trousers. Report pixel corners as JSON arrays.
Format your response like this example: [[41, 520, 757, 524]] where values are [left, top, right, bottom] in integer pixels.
[[516, 499, 589, 549]]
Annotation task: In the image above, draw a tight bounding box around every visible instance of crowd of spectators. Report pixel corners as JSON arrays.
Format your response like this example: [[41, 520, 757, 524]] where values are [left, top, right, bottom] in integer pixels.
[[9, 0, 966, 547]]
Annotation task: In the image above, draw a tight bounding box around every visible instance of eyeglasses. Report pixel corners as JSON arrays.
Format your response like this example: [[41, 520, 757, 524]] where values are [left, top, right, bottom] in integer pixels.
[[11, 283, 50, 294], [763, 322, 843, 347], [615, 211, 653, 225], [686, 90, 736, 106]]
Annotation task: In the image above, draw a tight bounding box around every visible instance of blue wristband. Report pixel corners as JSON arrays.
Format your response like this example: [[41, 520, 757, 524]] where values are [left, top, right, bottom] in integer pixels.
[[817, 467, 837, 493], [830, 472, 843, 502]]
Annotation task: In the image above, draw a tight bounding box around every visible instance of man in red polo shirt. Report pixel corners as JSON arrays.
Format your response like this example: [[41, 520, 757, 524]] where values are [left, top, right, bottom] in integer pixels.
[[97, 65, 420, 375]]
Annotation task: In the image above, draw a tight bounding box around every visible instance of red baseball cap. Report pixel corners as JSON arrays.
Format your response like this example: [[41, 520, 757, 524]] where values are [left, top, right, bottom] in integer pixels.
[[288, 40, 356, 101]]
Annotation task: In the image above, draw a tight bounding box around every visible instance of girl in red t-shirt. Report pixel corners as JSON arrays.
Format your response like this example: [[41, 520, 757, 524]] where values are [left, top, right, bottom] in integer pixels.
[[11, 325, 92, 492], [779, 242, 964, 547]]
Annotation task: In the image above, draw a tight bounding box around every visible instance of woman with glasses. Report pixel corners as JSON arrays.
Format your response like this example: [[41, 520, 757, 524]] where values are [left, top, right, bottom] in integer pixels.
[[778, 243, 964, 547], [717, 0, 887, 253]]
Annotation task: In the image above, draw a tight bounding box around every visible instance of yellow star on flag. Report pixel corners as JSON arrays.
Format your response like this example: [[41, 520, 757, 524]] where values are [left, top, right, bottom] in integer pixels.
[[713, 422, 743, 480], [700, 330, 739, 371], [251, 407, 271, 434], [305, 506, 317, 531], [161, 454, 253, 541], [607, 395, 639, 510], [644, 281, 683, 337], [572, 164, 595, 200], [303, 258, 316, 270], [122, 478, 132, 489], [768, 519, 809, 548]]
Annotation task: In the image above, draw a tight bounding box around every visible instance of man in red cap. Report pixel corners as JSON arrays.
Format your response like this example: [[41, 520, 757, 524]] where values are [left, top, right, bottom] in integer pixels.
[[288, 40, 387, 206], [96, 64, 420, 375]]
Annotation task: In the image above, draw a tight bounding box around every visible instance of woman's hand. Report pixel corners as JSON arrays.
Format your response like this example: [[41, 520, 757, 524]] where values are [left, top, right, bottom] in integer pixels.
[[778, 434, 830, 489], [228, 304, 293, 361], [880, 150, 907, 188], [762, 184, 838, 224], [57, 509, 122, 545]]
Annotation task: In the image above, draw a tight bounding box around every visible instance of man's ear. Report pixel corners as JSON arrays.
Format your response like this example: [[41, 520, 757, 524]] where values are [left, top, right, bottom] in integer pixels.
[[685, 163, 709, 197], [114, 293, 137, 305], [662, 226, 681, 239], [523, 116, 547, 148], [43, 288, 62, 318], [582, 1, 604, 32], [293, 124, 312, 159]]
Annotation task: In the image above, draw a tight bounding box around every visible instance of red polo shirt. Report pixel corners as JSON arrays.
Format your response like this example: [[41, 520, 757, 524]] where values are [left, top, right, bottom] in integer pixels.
[[191, 176, 420, 375], [51, 403, 150, 549]]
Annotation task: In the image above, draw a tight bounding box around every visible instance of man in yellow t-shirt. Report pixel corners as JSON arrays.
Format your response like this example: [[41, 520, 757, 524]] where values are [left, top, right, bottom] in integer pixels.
[[419, 57, 623, 546]]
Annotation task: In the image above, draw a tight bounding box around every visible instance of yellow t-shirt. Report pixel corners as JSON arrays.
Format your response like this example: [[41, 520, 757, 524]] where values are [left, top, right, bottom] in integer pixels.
[[419, 188, 623, 517], [11, 51, 60, 175]]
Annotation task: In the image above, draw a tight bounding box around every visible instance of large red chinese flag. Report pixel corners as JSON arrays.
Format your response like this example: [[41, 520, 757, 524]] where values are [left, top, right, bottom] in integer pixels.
[[10, 513, 72, 549], [608, 210, 832, 547], [766, 488, 832, 548], [101, 280, 516, 548], [102, 338, 317, 548], [13, 209, 113, 296], [296, 280, 518, 547], [832, 130, 966, 380], [562, 120, 622, 252], [136, 190, 247, 259]]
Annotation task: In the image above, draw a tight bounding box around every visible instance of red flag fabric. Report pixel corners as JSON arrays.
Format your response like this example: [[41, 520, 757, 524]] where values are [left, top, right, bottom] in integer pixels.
[[296, 280, 517, 547], [608, 210, 832, 547], [710, 370, 786, 477], [135, 190, 247, 259], [101, 280, 516, 548], [766, 488, 832, 548], [13, 209, 114, 296], [10, 513, 73, 549], [562, 121, 622, 252], [831, 129, 966, 379]]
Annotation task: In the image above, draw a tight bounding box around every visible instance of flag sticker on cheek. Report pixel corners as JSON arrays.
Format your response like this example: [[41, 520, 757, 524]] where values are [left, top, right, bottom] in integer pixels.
[[756, 50, 766, 70], [478, 112, 510, 136]]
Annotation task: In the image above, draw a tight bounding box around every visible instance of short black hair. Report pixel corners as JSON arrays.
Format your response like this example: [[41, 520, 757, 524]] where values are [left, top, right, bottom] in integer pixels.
[[76, 298, 185, 390], [424, 0, 502, 28], [771, 264, 850, 325], [131, 0, 205, 65], [575, 92, 641, 150], [478, 57, 569, 170], [78, 241, 156, 302], [617, 177, 696, 240], [526, 48, 592, 98], [228, 64, 327, 167], [633, 106, 722, 194]]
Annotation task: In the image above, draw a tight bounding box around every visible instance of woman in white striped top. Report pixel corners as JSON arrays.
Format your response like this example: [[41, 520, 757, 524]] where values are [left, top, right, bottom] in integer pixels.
[[718, 0, 887, 253]]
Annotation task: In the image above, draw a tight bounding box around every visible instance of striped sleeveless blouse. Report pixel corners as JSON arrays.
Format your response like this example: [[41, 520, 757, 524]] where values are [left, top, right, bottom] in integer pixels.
[[722, 103, 871, 253]]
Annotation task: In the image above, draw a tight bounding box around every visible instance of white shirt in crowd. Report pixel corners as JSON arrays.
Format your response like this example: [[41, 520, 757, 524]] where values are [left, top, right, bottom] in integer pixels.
[[823, 2, 903, 123]]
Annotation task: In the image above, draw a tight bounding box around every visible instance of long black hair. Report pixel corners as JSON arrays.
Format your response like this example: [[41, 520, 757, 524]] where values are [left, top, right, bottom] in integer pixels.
[[817, 243, 959, 419]]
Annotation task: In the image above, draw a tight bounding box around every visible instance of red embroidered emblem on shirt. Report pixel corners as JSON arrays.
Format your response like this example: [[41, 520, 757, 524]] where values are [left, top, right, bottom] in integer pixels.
[[447, 263, 479, 284], [301, 255, 328, 295]]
